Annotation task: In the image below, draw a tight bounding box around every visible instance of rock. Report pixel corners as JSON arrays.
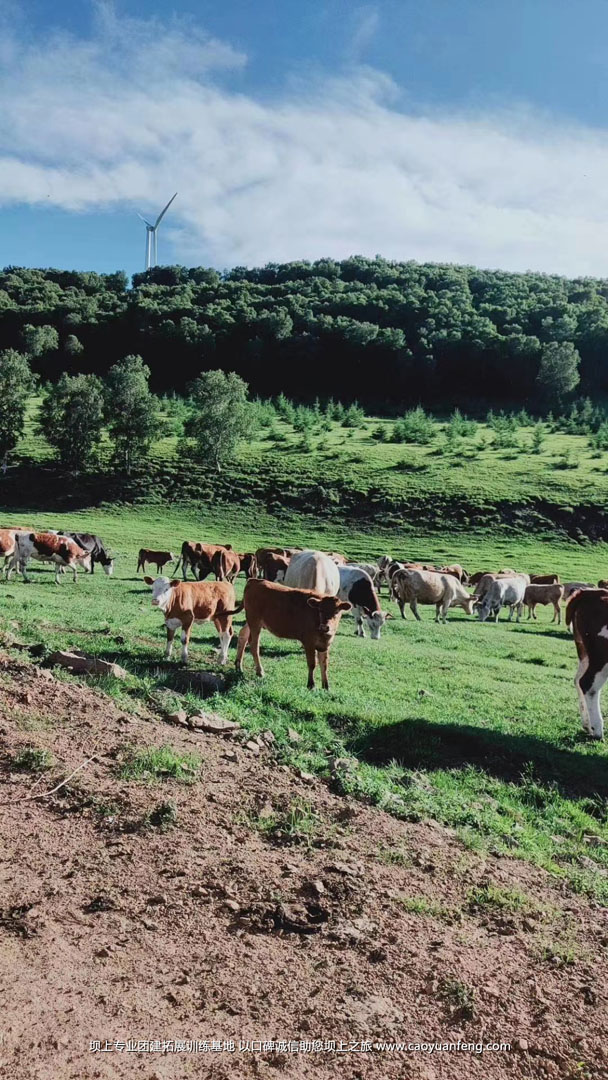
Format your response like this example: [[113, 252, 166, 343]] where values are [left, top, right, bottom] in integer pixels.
[[287, 728, 302, 743], [146, 894, 167, 907], [167, 710, 188, 727], [191, 886, 209, 898], [189, 714, 240, 734], [297, 770, 314, 782], [245, 740, 260, 755], [224, 899, 240, 912], [222, 749, 238, 763], [311, 879, 325, 895], [173, 671, 227, 697], [515, 1038, 529, 1052], [325, 861, 360, 877], [261, 729, 275, 744], [47, 650, 127, 679]]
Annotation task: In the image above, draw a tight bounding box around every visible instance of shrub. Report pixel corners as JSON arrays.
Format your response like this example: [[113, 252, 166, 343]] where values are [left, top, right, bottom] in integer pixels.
[[392, 406, 435, 445]]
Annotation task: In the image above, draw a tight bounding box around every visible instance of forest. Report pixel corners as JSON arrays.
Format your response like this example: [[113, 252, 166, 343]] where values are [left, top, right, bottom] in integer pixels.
[[1, 256, 607, 408]]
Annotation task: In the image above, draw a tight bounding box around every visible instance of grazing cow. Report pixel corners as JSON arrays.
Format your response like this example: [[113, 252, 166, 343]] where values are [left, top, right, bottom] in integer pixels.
[[530, 573, 560, 585], [524, 583, 564, 624], [11, 531, 92, 584], [563, 582, 594, 600], [392, 568, 476, 623], [477, 575, 528, 623], [337, 566, 391, 638], [284, 550, 339, 596], [468, 570, 492, 586], [234, 578, 351, 690], [566, 588, 608, 739], [63, 532, 114, 575], [439, 564, 468, 583], [136, 548, 175, 575], [261, 552, 290, 582], [348, 561, 381, 587], [173, 541, 232, 581], [144, 576, 237, 664], [376, 555, 393, 593]]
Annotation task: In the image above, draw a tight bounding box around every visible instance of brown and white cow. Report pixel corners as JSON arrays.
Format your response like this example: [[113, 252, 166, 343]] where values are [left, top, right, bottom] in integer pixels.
[[234, 578, 351, 690], [0, 528, 17, 577], [566, 588, 608, 739], [12, 531, 92, 584], [144, 576, 237, 664], [260, 551, 290, 582], [136, 548, 175, 574]]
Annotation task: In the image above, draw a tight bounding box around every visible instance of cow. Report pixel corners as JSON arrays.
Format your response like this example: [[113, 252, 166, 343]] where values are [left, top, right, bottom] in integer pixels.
[[523, 583, 564, 624], [284, 550, 339, 596], [376, 555, 393, 593], [468, 570, 492, 586], [439, 564, 468, 583], [144, 576, 237, 664], [348, 561, 381, 587], [136, 548, 175, 575], [566, 588, 608, 739], [234, 578, 351, 690], [212, 550, 258, 582], [260, 552, 290, 582], [255, 547, 299, 579], [327, 551, 348, 565], [0, 528, 17, 577], [61, 532, 114, 575], [11, 531, 92, 584], [530, 573, 560, 585], [477, 575, 528, 623], [563, 582, 595, 600], [173, 541, 232, 581], [391, 568, 476, 622], [337, 566, 391, 639]]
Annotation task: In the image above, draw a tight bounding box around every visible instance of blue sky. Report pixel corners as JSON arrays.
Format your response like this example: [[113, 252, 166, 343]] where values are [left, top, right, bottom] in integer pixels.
[[3, 0, 608, 279]]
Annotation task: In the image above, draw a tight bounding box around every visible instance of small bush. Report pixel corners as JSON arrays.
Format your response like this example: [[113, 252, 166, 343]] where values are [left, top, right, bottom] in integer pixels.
[[119, 746, 201, 784], [147, 800, 178, 831], [392, 406, 435, 445], [13, 746, 53, 772]]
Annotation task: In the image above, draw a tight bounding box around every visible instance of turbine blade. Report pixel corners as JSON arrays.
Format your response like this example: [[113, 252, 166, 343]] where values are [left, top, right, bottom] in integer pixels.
[[154, 191, 177, 228], [137, 212, 154, 227]]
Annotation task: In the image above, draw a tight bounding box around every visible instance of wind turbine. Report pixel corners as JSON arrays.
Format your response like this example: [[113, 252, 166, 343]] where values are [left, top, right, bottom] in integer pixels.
[[138, 192, 178, 270]]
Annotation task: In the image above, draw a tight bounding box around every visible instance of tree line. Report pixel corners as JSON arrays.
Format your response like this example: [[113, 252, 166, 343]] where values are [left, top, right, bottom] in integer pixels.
[[0, 256, 603, 408]]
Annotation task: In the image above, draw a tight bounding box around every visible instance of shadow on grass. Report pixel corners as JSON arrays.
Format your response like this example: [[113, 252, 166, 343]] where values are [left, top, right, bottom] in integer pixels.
[[351, 716, 608, 804]]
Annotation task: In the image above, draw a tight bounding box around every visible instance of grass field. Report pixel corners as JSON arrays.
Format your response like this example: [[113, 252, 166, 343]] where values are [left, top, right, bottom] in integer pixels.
[[2, 503, 608, 904]]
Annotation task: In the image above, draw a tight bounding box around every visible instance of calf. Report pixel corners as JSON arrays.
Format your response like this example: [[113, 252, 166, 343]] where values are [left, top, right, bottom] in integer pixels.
[[0, 528, 17, 577], [566, 588, 608, 739], [530, 573, 560, 585], [235, 578, 351, 690], [137, 548, 175, 574], [477, 575, 528, 622], [392, 568, 476, 622], [12, 531, 92, 584], [338, 566, 391, 639], [524, 583, 564, 624], [144, 576, 237, 664]]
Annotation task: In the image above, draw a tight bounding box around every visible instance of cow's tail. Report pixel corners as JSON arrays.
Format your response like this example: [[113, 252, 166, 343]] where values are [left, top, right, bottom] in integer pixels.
[[172, 555, 183, 575], [136, 551, 142, 573], [223, 601, 245, 616], [565, 589, 584, 629]]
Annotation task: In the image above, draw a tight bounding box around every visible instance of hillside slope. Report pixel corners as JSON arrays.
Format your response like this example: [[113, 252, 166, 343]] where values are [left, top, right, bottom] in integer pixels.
[[1, 655, 606, 1080]]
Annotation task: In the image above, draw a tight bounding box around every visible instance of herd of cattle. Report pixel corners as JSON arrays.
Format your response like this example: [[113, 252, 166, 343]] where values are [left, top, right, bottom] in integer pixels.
[[0, 529, 607, 739]]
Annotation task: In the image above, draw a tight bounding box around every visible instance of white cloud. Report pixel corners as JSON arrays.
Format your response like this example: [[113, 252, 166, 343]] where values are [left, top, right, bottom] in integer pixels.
[[1, 7, 608, 276]]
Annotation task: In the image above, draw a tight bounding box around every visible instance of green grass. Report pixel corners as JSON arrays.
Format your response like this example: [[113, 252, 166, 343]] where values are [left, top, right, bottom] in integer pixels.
[[466, 883, 536, 914], [245, 797, 324, 846], [118, 745, 201, 783], [12, 746, 54, 772], [1, 503, 608, 902]]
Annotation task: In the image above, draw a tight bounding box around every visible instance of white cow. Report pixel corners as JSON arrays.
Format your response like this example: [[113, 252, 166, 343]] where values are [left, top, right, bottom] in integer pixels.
[[392, 568, 476, 623], [284, 550, 339, 596], [477, 575, 528, 622], [338, 566, 391, 639]]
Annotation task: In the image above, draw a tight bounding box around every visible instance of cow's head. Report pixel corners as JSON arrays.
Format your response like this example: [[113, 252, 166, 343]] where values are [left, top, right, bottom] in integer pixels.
[[477, 596, 493, 622], [463, 596, 477, 616], [102, 558, 115, 577], [363, 607, 393, 640], [144, 575, 180, 610], [307, 596, 352, 634]]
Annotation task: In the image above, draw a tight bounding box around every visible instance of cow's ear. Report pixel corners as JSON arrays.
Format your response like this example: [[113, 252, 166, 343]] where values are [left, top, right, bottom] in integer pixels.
[[307, 597, 322, 608], [384, 612, 394, 620], [144, 576, 154, 585], [169, 579, 181, 588], [339, 600, 352, 612]]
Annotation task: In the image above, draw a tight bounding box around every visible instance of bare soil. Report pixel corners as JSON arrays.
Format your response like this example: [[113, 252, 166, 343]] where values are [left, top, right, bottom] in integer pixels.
[[0, 655, 607, 1080]]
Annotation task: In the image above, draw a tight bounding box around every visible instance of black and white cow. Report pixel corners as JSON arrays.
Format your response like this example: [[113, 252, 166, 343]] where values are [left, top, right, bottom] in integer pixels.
[[338, 566, 391, 639], [66, 533, 114, 575]]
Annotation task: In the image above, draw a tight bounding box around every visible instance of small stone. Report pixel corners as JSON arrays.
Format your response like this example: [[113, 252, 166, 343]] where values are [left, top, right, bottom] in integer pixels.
[[287, 728, 302, 743], [165, 991, 179, 1006], [190, 714, 240, 734], [167, 710, 188, 727], [515, 1038, 529, 1052], [245, 740, 260, 755], [222, 749, 238, 762], [311, 879, 325, 895], [147, 894, 167, 906], [297, 770, 314, 782], [261, 730, 275, 744], [224, 899, 240, 912]]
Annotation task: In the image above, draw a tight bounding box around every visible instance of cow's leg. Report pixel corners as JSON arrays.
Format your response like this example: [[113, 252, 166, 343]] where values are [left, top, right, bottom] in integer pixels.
[[582, 662, 608, 740], [165, 618, 181, 660], [575, 656, 591, 733], [553, 602, 561, 625], [249, 625, 264, 678], [236, 623, 251, 672], [305, 642, 317, 689], [318, 648, 330, 691], [180, 614, 194, 664], [516, 602, 523, 623], [397, 596, 406, 619], [410, 599, 421, 621], [72, 562, 78, 584], [213, 616, 233, 665], [20, 556, 29, 582], [354, 606, 365, 637], [439, 598, 450, 623]]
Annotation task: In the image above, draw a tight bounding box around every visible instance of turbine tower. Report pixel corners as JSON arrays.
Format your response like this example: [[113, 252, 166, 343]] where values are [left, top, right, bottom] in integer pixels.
[[138, 193, 178, 270]]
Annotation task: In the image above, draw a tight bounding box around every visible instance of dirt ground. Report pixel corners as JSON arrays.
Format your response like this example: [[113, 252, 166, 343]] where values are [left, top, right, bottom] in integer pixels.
[[0, 655, 607, 1080]]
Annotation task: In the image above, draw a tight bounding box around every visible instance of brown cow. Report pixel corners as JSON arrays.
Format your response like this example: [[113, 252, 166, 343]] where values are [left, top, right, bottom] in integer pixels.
[[211, 551, 258, 582], [530, 573, 560, 585], [234, 578, 351, 690], [136, 548, 175, 574], [524, 583, 564, 624], [259, 551, 290, 582], [0, 528, 17, 577], [566, 588, 608, 739], [12, 531, 92, 584], [175, 541, 232, 581], [144, 576, 237, 664], [439, 564, 468, 583]]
